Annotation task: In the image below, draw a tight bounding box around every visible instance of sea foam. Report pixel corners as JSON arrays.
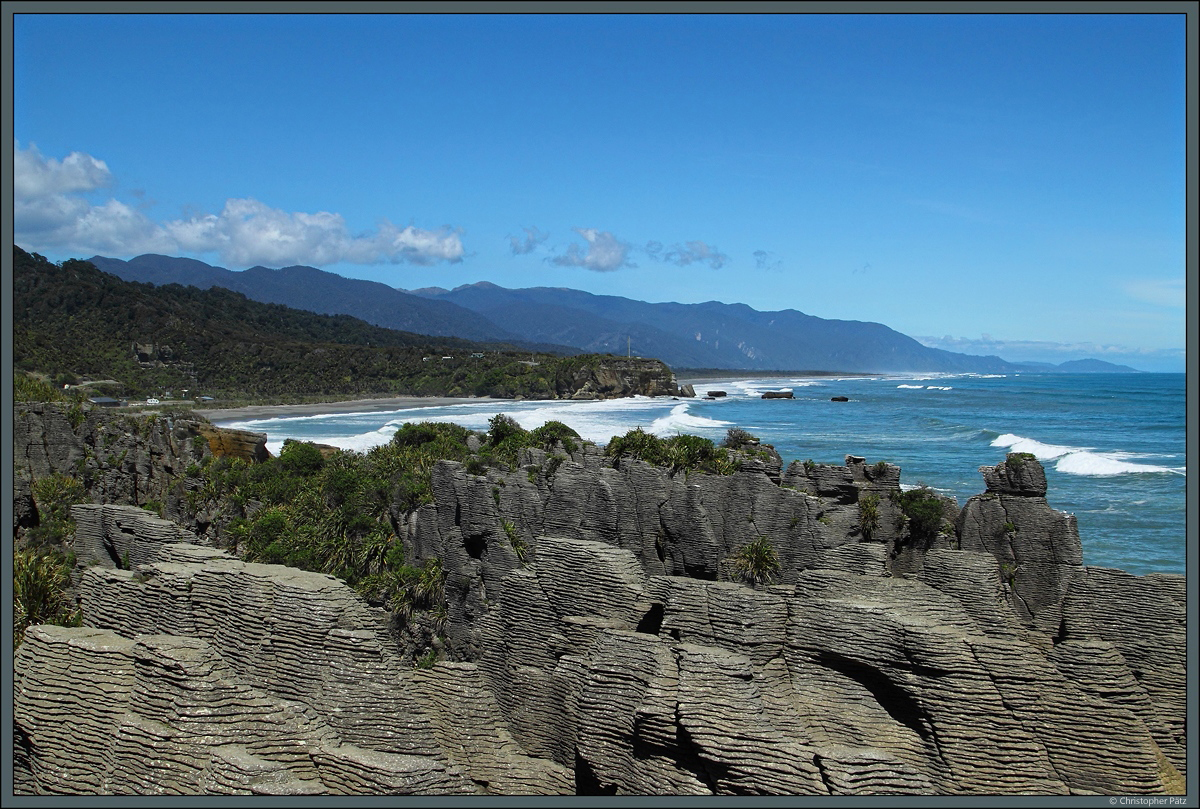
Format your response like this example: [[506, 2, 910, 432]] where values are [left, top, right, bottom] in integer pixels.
[[992, 433, 1184, 477]]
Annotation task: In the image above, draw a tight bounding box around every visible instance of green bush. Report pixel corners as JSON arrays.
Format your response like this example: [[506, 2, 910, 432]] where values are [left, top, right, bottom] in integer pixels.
[[859, 493, 880, 540], [530, 420, 581, 454], [502, 519, 528, 563], [722, 427, 760, 450], [605, 427, 666, 465], [279, 439, 326, 475], [28, 474, 88, 548], [487, 413, 527, 446], [894, 486, 946, 542], [729, 536, 782, 586], [605, 428, 737, 476], [13, 548, 81, 649], [14, 374, 68, 403]]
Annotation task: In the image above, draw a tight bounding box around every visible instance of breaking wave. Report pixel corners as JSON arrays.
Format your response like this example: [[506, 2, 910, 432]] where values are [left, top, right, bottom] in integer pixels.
[[991, 433, 1184, 477], [648, 403, 733, 437]]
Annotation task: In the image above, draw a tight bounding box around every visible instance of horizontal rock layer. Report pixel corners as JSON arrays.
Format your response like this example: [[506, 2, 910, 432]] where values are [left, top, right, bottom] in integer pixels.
[[13, 441, 1185, 796]]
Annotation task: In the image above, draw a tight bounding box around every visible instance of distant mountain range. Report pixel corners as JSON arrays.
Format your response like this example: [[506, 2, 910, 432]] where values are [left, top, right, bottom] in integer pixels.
[[86, 253, 1141, 374]]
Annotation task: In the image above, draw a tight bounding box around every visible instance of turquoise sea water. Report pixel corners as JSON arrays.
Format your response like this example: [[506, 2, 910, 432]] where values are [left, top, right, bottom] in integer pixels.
[[215, 373, 1188, 576]]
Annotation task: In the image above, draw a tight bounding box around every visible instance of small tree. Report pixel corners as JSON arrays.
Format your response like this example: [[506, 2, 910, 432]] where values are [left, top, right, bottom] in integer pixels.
[[487, 413, 526, 446], [722, 427, 760, 450]]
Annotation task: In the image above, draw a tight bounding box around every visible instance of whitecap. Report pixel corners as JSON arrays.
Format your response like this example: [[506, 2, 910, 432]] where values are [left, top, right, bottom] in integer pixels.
[[927, 386, 953, 391], [266, 422, 408, 456], [648, 403, 733, 437], [992, 433, 1186, 477], [1055, 452, 1184, 477], [897, 384, 925, 389], [990, 433, 1077, 460]]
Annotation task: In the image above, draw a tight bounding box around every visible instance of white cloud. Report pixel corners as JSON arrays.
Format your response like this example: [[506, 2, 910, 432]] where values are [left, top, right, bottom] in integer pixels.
[[163, 198, 464, 267], [508, 226, 549, 255], [14, 142, 112, 198], [661, 240, 729, 269], [13, 143, 465, 267], [550, 228, 632, 272], [1124, 278, 1185, 308]]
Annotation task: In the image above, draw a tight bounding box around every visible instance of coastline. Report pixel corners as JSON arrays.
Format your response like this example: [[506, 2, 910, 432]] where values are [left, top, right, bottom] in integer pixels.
[[197, 371, 874, 424], [195, 395, 485, 424]]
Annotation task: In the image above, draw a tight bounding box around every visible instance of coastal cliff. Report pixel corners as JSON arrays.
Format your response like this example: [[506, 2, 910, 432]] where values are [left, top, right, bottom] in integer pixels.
[[551, 356, 691, 400], [12, 404, 267, 542], [11, 407, 1186, 796]]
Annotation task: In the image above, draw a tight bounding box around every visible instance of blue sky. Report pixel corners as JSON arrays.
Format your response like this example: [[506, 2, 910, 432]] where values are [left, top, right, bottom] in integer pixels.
[[12, 12, 1187, 371]]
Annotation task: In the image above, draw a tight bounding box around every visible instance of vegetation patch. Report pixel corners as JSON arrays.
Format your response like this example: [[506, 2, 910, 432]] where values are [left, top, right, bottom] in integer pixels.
[[859, 493, 881, 540], [721, 427, 759, 450], [13, 549, 81, 649], [729, 536, 782, 586], [28, 474, 88, 549], [605, 427, 739, 476], [893, 486, 947, 542], [1005, 452, 1038, 472]]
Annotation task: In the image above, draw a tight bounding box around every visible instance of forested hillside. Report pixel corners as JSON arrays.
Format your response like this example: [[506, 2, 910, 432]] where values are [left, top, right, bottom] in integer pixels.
[[13, 246, 668, 401]]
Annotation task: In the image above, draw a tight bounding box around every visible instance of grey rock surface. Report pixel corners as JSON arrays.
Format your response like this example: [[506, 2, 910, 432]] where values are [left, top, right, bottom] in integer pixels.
[[12, 429, 1186, 796]]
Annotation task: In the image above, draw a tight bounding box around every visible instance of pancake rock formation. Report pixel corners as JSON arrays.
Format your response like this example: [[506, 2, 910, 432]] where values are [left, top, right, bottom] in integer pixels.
[[13, 446, 1186, 796]]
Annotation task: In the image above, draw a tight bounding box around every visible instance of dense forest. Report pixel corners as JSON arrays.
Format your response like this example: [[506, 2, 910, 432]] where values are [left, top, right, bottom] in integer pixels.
[[13, 246, 654, 400]]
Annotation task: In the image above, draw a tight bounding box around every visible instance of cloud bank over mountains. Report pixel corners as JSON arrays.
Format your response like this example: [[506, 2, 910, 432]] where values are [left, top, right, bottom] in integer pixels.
[[14, 143, 465, 268], [17, 144, 742, 279]]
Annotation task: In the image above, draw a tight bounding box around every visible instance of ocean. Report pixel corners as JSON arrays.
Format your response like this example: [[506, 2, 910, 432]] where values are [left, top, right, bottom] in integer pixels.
[[214, 372, 1188, 577]]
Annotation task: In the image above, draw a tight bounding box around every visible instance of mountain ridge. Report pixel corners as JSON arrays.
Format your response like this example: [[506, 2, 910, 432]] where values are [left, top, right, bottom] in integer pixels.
[[81, 253, 1137, 373]]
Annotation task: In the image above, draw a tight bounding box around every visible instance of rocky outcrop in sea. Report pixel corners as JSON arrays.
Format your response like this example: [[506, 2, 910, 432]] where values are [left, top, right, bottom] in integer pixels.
[[11, 408, 1186, 796]]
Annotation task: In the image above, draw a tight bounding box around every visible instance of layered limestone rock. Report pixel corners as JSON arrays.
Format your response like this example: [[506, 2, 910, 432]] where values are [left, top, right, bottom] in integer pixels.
[[13, 403, 268, 540], [957, 454, 1085, 634], [552, 357, 688, 399], [13, 449, 1185, 796], [195, 423, 271, 463], [16, 510, 572, 796]]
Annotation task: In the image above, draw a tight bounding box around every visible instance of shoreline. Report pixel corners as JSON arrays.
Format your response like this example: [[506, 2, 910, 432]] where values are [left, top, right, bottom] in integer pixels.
[[196, 395, 486, 423], [197, 371, 879, 424]]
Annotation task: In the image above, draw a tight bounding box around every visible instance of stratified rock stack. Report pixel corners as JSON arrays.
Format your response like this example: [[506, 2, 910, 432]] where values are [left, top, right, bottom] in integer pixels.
[[957, 453, 1084, 634], [13, 402, 268, 543], [13, 450, 1186, 796], [551, 357, 688, 400], [16, 513, 571, 796]]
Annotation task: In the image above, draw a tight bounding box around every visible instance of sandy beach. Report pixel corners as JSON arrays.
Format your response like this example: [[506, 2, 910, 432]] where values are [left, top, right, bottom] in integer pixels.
[[193, 374, 855, 424], [195, 395, 484, 424]]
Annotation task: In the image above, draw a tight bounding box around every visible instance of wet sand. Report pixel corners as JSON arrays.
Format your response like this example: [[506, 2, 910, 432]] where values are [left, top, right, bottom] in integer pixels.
[[195, 395, 485, 424]]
